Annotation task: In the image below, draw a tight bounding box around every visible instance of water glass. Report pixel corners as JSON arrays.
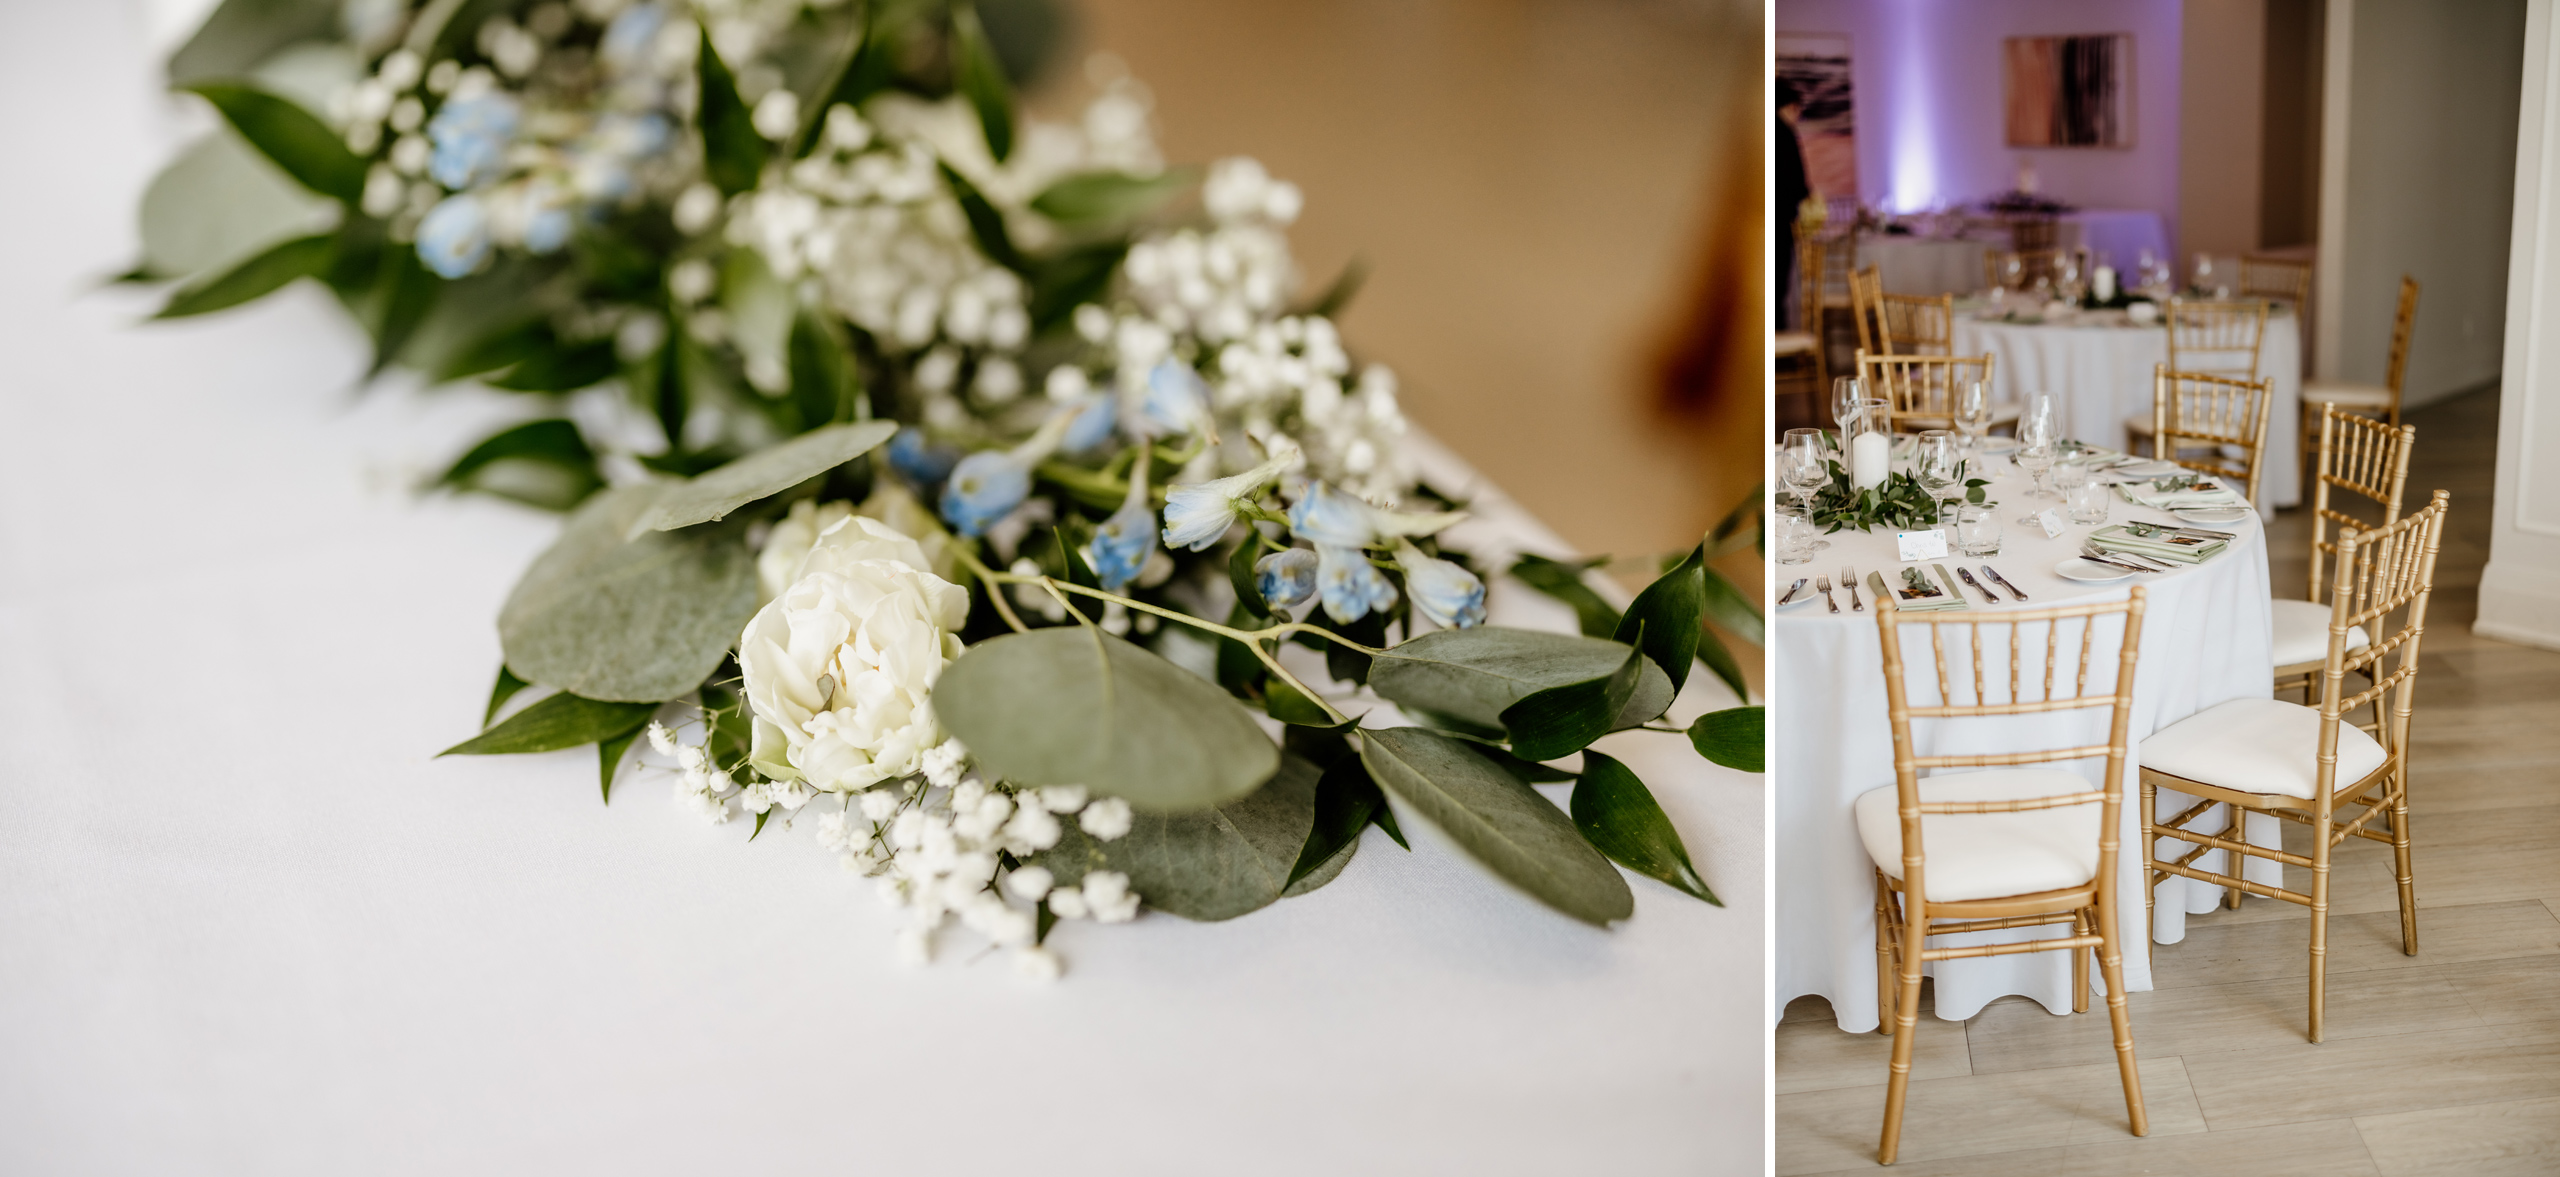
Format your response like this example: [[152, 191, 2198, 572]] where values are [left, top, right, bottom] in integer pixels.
[[2066, 482, 2111, 525], [2053, 455, 2092, 493], [1956, 504, 2002, 556], [1779, 428, 1832, 551], [1775, 504, 1816, 565], [1913, 429, 1961, 506], [1831, 377, 1865, 437]]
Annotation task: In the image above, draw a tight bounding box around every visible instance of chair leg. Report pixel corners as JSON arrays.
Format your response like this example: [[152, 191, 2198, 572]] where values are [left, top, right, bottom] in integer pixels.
[[2224, 803, 2246, 910], [2389, 772, 2419, 956], [2072, 908, 2092, 1014], [2140, 780, 2158, 968], [1877, 905, 1928, 1165], [1874, 873, 1897, 1035], [2095, 889, 2149, 1137], [2308, 816, 2332, 1044]]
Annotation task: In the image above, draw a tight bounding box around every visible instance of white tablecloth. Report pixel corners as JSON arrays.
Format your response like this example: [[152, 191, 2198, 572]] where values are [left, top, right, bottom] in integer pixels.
[[0, 4, 1763, 1172], [1953, 310, 2303, 511], [2058, 209, 2171, 274], [1772, 468, 2278, 1032], [1859, 237, 1990, 297]]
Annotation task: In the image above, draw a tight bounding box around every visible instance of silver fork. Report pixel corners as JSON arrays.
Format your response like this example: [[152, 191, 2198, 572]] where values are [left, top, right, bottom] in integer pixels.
[[1842, 565, 1863, 611], [1816, 575, 1839, 613], [2078, 545, 2158, 574]]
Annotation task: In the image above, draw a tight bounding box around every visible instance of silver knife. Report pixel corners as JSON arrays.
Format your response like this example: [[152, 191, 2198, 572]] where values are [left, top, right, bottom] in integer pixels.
[[1980, 565, 2029, 601], [1777, 577, 1809, 607], [1953, 567, 2001, 604]]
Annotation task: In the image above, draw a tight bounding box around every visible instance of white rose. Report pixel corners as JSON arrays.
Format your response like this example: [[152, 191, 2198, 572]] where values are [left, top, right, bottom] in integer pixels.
[[739, 520, 970, 793], [756, 498, 854, 604]]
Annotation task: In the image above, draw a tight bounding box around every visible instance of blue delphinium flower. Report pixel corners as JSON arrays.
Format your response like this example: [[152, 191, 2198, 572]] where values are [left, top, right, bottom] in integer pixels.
[[1083, 500, 1155, 591], [1159, 450, 1292, 551], [1396, 540, 1487, 629], [1139, 358, 1210, 436], [1059, 394, 1116, 453], [522, 204, 573, 254], [599, 2, 669, 70], [888, 427, 959, 485], [1315, 543, 1397, 623], [940, 450, 1030, 537], [1286, 480, 1378, 548], [415, 194, 492, 278], [1255, 548, 1319, 609], [571, 112, 671, 200], [427, 93, 520, 189]]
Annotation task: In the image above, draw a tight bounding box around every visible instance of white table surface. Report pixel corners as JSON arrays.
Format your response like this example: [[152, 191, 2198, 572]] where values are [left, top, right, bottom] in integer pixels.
[[0, 4, 1763, 1172], [1858, 237, 1990, 297], [1772, 467, 2279, 1032], [1953, 308, 2303, 512]]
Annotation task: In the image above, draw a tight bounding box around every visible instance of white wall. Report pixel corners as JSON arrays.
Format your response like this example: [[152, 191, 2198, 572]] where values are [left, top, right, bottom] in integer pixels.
[[2317, 0, 2527, 403], [2178, 0, 2266, 261], [1776, 0, 2183, 239], [2483, 0, 2560, 650]]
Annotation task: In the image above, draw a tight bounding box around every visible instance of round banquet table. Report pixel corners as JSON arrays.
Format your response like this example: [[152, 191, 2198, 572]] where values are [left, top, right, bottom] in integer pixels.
[[1859, 237, 1990, 297], [1953, 307, 2303, 511], [1772, 464, 2281, 1032], [0, 4, 1762, 1172]]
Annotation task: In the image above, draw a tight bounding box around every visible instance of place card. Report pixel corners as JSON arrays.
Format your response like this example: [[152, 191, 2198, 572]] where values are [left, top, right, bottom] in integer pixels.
[[1895, 529, 1950, 561], [2035, 508, 2065, 539]]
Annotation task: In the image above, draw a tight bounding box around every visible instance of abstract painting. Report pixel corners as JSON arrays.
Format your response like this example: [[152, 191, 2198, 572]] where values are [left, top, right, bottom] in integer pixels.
[[2005, 34, 2133, 148]]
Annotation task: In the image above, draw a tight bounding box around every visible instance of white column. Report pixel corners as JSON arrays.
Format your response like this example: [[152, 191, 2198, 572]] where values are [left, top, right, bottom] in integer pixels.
[[2484, 0, 2560, 650], [2314, 0, 2355, 380]]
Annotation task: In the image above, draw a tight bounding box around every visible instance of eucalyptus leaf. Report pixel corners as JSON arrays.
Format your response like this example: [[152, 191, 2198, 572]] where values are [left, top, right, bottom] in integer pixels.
[[1615, 542, 1705, 695], [367, 247, 438, 377], [138, 131, 334, 282], [1358, 726, 1632, 925], [440, 690, 657, 756], [940, 162, 1024, 273], [153, 233, 334, 319], [695, 28, 768, 195], [484, 664, 530, 726], [1688, 705, 1765, 772], [935, 627, 1280, 811], [787, 309, 861, 429], [499, 484, 761, 703], [436, 418, 601, 511], [1469, 741, 1581, 784], [951, 3, 1016, 162], [599, 724, 645, 803], [1285, 756, 1381, 890], [484, 339, 617, 393], [1028, 242, 1126, 330], [1367, 627, 1671, 734], [1508, 553, 1622, 638], [1499, 626, 1645, 761], [1572, 751, 1717, 904], [1038, 753, 1319, 920], [182, 81, 366, 203], [630, 420, 896, 536], [1263, 676, 1333, 728], [168, 0, 339, 85], [1030, 169, 1195, 222], [1280, 831, 1356, 897]]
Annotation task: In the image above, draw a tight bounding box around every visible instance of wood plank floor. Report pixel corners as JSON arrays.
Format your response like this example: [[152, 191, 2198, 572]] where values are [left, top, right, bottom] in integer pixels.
[[1775, 387, 2560, 1175]]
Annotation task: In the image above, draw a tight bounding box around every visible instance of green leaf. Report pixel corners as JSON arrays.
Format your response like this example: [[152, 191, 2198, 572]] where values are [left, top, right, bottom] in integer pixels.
[[1471, 743, 1580, 783], [1315, 609, 1387, 686], [1295, 255, 1369, 319], [1615, 542, 1706, 695], [1030, 169, 1196, 222], [182, 82, 365, 203], [1263, 676, 1333, 727], [436, 319, 553, 382], [168, 0, 339, 85], [1371, 797, 1410, 849], [787, 309, 862, 429], [1710, 483, 1764, 558], [484, 339, 618, 392], [367, 246, 438, 377], [498, 484, 760, 703], [1368, 627, 1672, 734], [139, 131, 335, 283], [1227, 539, 1269, 617], [1701, 564, 1763, 649], [440, 690, 658, 756], [435, 419, 602, 511], [1499, 624, 1645, 761], [1508, 554, 1622, 638], [950, 3, 1016, 162], [1215, 603, 1269, 698], [695, 27, 768, 195], [1037, 753, 1319, 920], [794, 16, 894, 158], [1358, 727, 1632, 925], [935, 627, 1281, 811], [630, 420, 897, 536], [1029, 242, 1127, 331], [940, 162, 1024, 273], [1688, 706, 1764, 772], [1572, 751, 1717, 904], [484, 664, 530, 726], [751, 809, 771, 841], [599, 724, 645, 803], [651, 328, 691, 448], [152, 232, 334, 318], [1285, 756, 1381, 889]]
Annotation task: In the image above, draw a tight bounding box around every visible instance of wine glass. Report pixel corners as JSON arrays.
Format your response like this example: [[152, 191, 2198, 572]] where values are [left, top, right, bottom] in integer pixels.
[[1913, 430, 1962, 526], [2056, 254, 2083, 303], [2193, 252, 2215, 296], [1954, 379, 1991, 460], [1780, 428, 1832, 551], [2001, 254, 2025, 295], [2014, 396, 2060, 519], [1830, 376, 1864, 441]]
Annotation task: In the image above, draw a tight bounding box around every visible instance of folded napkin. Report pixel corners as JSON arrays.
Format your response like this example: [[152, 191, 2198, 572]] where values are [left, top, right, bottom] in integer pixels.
[[2089, 524, 2228, 565], [1868, 565, 1970, 612], [2117, 476, 2249, 511]]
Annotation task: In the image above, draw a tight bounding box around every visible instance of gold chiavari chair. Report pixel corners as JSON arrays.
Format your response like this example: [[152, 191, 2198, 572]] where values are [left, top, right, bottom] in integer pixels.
[[1863, 589, 2151, 1165], [2149, 365, 2275, 507], [2140, 491, 2449, 1043], [2301, 276, 2421, 497], [1856, 350, 2011, 435], [2125, 300, 2271, 456], [2277, 404, 2416, 703], [1849, 267, 1956, 358], [1801, 232, 1861, 393], [2238, 254, 2313, 309], [1849, 264, 1884, 355]]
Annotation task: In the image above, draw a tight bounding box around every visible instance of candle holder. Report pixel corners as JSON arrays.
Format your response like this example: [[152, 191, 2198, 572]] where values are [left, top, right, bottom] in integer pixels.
[[1844, 397, 1893, 490]]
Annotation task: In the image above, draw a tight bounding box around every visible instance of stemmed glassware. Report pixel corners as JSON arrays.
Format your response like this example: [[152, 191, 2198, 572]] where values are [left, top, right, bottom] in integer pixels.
[[1913, 430, 1963, 527], [1831, 376, 1864, 442], [2055, 254, 2083, 304], [2015, 395, 2060, 521], [2002, 254, 2025, 297], [1954, 379, 1990, 462], [1780, 428, 1831, 552]]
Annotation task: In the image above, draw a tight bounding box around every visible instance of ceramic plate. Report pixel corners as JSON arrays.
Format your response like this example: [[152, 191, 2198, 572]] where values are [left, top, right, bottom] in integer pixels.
[[1775, 579, 1821, 609], [2173, 506, 2254, 526], [2054, 557, 2135, 583], [2113, 460, 2183, 479]]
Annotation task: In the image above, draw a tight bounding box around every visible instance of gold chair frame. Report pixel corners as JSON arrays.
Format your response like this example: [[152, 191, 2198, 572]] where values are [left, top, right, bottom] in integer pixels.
[[1856, 350, 2005, 436], [1871, 590, 2151, 1165], [2282, 405, 2417, 700], [2164, 298, 2271, 380], [2238, 254, 2313, 309], [2142, 492, 2449, 1044], [2151, 365, 2275, 507], [1800, 232, 1861, 395], [2299, 277, 2421, 495], [1850, 264, 1956, 357]]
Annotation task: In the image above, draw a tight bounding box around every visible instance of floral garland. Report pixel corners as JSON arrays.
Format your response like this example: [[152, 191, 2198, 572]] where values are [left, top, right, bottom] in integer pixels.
[[139, 0, 1761, 980]]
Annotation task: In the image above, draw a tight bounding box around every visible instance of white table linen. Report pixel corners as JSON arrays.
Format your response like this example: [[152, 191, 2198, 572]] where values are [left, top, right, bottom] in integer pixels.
[[1953, 309, 2303, 511], [1859, 237, 1990, 297], [2058, 209, 2171, 274], [0, 4, 1763, 1172], [1773, 468, 2279, 1032]]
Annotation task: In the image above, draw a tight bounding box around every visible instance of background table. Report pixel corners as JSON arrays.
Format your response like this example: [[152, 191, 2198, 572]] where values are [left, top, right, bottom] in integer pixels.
[[2058, 209, 2172, 274], [1860, 236, 1991, 297], [1772, 466, 2280, 1032], [0, 4, 1762, 1172], [1954, 309, 2304, 511]]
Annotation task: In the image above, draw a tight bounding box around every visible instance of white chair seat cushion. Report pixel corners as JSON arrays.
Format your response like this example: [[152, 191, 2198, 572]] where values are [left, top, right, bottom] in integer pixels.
[[2139, 697, 2389, 800], [1852, 769, 2103, 903], [2304, 381, 2393, 407], [1773, 331, 1818, 355], [2270, 597, 2371, 668], [2123, 410, 2156, 437]]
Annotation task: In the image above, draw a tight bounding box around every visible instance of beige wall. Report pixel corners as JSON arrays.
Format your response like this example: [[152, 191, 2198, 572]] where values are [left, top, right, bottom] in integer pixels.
[[2179, 0, 2268, 260], [1030, 0, 1762, 569]]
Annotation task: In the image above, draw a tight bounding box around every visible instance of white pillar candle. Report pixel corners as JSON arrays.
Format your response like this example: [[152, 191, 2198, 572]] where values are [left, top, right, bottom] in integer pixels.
[[1851, 430, 1889, 490], [2093, 265, 2118, 302]]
